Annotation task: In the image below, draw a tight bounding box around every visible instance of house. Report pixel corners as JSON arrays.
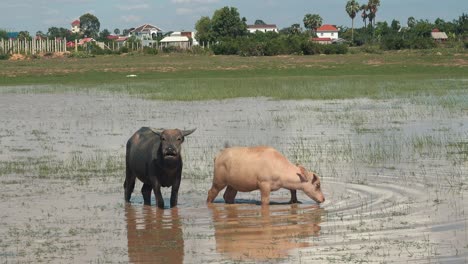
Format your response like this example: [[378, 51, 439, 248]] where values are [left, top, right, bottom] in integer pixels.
[[247, 24, 278, 33], [431, 28, 448, 42], [77, 37, 95, 46], [106, 35, 128, 49], [160, 32, 192, 49], [129, 24, 163, 40], [315, 24, 339, 40], [71, 19, 80, 34]]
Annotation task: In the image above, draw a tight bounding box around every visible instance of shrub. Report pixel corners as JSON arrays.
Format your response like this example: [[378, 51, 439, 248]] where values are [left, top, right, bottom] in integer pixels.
[[0, 51, 10, 60], [143, 46, 158, 55], [301, 41, 322, 55], [212, 41, 240, 55], [119, 46, 129, 53], [68, 51, 95, 58]]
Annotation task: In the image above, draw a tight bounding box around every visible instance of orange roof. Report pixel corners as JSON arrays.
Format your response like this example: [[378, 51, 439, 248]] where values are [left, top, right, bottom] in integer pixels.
[[71, 19, 80, 26], [316, 24, 338, 32]]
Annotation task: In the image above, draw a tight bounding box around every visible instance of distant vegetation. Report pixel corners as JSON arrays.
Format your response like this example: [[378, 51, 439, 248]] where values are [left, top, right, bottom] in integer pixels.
[[1, 0, 467, 58]]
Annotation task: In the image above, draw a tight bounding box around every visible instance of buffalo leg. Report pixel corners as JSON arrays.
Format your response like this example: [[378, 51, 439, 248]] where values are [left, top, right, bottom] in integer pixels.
[[289, 190, 302, 204], [141, 184, 152, 205], [207, 183, 226, 203], [124, 173, 136, 203], [153, 184, 164, 209], [223, 186, 238, 204], [170, 177, 181, 208], [259, 182, 271, 206]]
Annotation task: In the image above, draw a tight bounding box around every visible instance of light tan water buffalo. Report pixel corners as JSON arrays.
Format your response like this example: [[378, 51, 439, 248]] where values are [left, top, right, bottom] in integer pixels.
[[206, 146, 325, 206]]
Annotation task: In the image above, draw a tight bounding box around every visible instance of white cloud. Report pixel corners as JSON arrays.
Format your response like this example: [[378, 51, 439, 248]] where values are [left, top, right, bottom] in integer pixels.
[[116, 4, 150, 11], [121, 15, 142, 23], [176, 6, 210, 15]]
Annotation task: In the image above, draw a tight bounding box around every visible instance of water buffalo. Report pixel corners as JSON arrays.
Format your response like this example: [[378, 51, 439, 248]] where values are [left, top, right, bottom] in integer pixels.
[[125, 127, 196, 208], [207, 146, 325, 206]]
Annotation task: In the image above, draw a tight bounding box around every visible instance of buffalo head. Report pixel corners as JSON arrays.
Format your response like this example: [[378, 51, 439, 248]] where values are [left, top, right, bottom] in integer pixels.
[[151, 128, 196, 162]]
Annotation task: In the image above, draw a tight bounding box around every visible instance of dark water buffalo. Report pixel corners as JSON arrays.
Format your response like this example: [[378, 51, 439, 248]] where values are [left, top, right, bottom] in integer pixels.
[[125, 127, 196, 208]]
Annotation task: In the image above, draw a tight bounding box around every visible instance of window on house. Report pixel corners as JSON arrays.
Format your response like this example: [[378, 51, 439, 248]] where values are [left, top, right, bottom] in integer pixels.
[[332, 33, 334, 36], [320, 33, 323, 36]]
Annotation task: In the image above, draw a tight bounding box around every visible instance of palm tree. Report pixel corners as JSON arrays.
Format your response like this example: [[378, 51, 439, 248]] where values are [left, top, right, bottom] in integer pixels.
[[367, 0, 380, 27], [303, 14, 323, 36], [361, 4, 369, 27], [346, 0, 360, 41]]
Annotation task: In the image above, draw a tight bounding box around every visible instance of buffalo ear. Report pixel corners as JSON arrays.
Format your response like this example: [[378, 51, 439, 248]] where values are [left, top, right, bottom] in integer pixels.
[[297, 165, 308, 182], [181, 128, 196, 137], [311, 173, 318, 184], [150, 128, 165, 136]]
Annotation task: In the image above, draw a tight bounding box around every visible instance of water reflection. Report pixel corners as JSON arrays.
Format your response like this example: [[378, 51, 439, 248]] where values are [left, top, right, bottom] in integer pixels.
[[209, 204, 323, 261], [125, 205, 184, 264]]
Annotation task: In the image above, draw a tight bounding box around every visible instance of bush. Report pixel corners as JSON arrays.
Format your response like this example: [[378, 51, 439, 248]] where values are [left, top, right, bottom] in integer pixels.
[[68, 51, 95, 58], [0, 52, 10, 60], [212, 41, 240, 55], [409, 37, 436, 49], [301, 41, 322, 55], [143, 46, 158, 55], [324, 44, 348, 54], [119, 46, 129, 53]]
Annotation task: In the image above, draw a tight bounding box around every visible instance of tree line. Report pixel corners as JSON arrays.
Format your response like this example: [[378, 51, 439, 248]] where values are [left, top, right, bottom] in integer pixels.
[[1, 1, 467, 57]]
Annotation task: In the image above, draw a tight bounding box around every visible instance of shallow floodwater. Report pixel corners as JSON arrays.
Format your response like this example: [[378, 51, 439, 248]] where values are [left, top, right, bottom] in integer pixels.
[[0, 91, 467, 263]]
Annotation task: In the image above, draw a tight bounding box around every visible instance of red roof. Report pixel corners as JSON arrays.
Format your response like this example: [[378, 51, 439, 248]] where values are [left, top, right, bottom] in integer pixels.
[[316, 24, 338, 32], [71, 19, 80, 26], [432, 28, 440, 32]]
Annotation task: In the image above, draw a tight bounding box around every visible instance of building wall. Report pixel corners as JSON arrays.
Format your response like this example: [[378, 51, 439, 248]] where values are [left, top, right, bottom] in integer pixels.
[[317, 31, 338, 40], [247, 28, 278, 33]]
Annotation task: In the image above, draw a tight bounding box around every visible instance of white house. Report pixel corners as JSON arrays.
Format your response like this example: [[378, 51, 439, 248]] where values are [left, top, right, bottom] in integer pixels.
[[71, 19, 80, 34], [247, 24, 278, 33], [315, 24, 339, 40], [160, 32, 192, 49], [129, 24, 162, 39]]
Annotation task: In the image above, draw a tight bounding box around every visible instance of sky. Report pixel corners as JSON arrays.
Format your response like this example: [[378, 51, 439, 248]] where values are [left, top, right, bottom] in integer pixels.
[[1, 0, 467, 34]]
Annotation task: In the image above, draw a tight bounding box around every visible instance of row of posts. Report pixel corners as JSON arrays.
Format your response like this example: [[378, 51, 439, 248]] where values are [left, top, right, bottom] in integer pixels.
[[0, 38, 67, 55]]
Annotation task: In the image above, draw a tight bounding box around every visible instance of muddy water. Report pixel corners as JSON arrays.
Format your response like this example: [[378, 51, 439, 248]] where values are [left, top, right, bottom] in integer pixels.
[[0, 91, 467, 263]]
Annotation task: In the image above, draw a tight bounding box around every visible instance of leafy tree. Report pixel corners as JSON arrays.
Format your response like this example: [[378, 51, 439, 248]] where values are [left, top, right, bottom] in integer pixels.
[[99, 29, 111, 41], [80, 13, 100, 38], [35, 31, 46, 38], [195, 16, 214, 44], [391, 19, 401, 31], [211, 6, 247, 39], [114, 28, 120, 35], [254, 19, 266, 25], [407, 16, 416, 28], [290, 23, 302, 34], [346, 0, 360, 41], [303, 13, 322, 36], [47, 27, 70, 39], [280, 24, 302, 35], [17, 31, 31, 40], [455, 13, 468, 36], [0, 29, 8, 40]]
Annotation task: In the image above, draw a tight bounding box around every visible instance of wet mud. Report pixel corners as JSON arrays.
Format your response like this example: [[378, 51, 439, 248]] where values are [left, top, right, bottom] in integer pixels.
[[0, 91, 467, 263]]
